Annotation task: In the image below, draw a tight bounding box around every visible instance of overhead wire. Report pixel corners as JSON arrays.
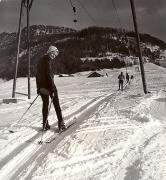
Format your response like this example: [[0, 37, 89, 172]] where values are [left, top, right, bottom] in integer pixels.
[[111, 0, 123, 29], [111, 0, 129, 45], [111, 0, 130, 41], [111, 0, 139, 86], [69, 0, 75, 8], [74, 0, 98, 26], [111, 0, 133, 74], [68, 0, 108, 76], [68, 0, 77, 23]]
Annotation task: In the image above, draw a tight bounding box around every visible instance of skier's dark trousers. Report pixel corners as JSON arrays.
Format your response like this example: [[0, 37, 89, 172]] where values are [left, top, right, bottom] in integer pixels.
[[118, 72, 125, 91], [40, 89, 64, 130], [36, 46, 65, 131], [126, 73, 130, 84]]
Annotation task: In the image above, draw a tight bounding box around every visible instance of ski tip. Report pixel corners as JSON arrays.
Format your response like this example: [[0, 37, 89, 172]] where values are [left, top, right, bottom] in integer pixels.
[[38, 141, 43, 145], [9, 130, 15, 133]]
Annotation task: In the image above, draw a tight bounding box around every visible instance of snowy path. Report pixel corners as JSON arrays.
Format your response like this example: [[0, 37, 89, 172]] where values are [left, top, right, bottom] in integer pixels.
[[0, 95, 103, 177], [0, 63, 166, 180]]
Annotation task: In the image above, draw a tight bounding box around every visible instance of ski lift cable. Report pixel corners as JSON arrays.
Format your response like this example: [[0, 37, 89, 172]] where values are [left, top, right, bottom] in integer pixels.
[[68, 0, 78, 23], [74, 0, 110, 76], [111, 0, 130, 38], [68, 0, 76, 14], [68, 0, 108, 76], [111, 0, 129, 47], [74, 0, 98, 26], [111, 0, 133, 73], [111, 0, 129, 43], [69, 0, 75, 9], [111, 0, 123, 30]]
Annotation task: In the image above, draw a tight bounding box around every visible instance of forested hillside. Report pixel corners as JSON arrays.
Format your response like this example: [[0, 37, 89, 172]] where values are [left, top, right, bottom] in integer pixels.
[[0, 25, 165, 79]]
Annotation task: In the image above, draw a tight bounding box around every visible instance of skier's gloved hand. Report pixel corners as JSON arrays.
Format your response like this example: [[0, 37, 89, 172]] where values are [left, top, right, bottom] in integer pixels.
[[50, 88, 55, 98], [50, 87, 57, 99], [53, 87, 58, 94], [50, 92, 54, 99], [37, 89, 40, 95]]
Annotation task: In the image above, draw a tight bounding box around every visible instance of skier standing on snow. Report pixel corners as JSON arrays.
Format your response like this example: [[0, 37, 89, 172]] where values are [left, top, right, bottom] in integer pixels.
[[131, 75, 134, 80], [36, 45, 66, 132], [118, 72, 125, 91], [126, 72, 130, 84]]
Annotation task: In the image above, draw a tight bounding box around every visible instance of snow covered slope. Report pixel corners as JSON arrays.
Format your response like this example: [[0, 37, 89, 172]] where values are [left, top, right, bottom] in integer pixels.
[[0, 63, 166, 180]]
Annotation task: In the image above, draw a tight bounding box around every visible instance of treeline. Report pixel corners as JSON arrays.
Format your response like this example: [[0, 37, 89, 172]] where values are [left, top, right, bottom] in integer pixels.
[[80, 57, 126, 71], [127, 31, 166, 49]]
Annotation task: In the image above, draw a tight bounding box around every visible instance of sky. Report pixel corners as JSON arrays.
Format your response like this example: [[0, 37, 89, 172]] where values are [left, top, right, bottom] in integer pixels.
[[0, 0, 166, 42]]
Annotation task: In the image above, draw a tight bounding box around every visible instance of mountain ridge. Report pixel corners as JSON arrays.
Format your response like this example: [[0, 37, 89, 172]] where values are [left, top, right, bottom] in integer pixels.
[[0, 25, 165, 80]]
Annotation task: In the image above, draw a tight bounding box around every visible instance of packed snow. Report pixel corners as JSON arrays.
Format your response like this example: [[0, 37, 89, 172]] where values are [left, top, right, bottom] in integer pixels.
[[0, 63, 166, 180]]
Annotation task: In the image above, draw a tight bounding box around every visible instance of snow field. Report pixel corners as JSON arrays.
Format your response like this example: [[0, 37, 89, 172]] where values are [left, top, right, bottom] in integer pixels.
[[0, 63, 166, 179]]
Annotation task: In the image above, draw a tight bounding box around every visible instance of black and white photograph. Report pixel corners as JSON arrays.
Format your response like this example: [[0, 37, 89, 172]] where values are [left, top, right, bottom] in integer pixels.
[[0, 0, 166, 179]]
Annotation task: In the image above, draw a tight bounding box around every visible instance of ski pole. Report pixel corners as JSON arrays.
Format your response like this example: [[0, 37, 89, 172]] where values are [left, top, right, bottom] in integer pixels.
[[9, 94, 39, 133], [38, 96, 54, 144]]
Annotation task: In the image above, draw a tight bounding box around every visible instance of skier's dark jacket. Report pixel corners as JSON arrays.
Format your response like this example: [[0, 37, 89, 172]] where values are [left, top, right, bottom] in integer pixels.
[[36, 55, 55, 93], [118, 74, 125, 81]]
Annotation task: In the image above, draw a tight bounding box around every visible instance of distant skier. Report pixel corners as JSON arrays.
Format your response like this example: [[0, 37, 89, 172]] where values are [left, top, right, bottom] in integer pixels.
[[36, 45, 66, 132], [126, 72, 130, 84], [118, 72, 125, 91], [131, 75, 134, 80]]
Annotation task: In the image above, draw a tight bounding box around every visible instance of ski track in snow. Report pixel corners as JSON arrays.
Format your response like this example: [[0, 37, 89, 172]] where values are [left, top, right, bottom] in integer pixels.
[[0, 63, 166, 179], [0, 96, 100, 175]]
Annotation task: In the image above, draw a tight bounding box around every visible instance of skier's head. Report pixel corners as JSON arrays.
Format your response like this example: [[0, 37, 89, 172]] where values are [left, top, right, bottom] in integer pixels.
[[47, 45, 59, 60]]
